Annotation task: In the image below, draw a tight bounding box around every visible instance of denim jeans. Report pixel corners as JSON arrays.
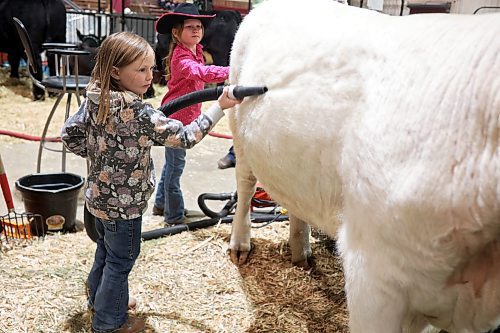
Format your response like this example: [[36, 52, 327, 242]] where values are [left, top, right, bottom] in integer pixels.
[[226, 145, 236, 164], [87, 217, 142, 333], [154, 147, 186, 223]]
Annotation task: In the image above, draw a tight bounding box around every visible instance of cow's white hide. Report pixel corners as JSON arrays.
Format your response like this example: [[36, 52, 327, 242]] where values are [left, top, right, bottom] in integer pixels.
[[227, 0, 500, 332]]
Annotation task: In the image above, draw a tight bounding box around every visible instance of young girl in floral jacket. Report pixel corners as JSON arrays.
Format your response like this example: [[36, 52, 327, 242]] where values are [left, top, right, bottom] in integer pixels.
[[61, 31, 239, 333]]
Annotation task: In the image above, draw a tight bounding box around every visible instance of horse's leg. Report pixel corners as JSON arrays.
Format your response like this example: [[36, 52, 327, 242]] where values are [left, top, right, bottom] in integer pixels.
[[31, 51, 45, 100], [8, 53, 20, 78], [46, 27, 65, 76], [47, 51, 57, 77]]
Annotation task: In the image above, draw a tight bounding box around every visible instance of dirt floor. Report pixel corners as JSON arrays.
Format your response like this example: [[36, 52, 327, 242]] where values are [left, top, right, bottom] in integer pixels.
[[0, 68, 348, 333]]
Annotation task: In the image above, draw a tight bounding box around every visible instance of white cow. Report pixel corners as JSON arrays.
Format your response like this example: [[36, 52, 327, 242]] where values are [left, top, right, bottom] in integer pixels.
[[227, 0, 500, 332]]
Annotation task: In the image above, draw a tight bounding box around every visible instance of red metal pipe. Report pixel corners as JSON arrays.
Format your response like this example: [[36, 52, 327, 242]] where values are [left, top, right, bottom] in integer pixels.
[[0, 130, 61, 142], [0, 129, 232, 141]]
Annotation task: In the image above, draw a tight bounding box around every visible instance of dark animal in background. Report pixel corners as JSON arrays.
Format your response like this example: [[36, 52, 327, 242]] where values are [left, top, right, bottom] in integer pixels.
[[73, 31, 156, 98], [201, 10, 242, 67], [154, 33, 170, 86], [72, 30, 101, 77], [0, 0, 67, 100], [154, 10, 242, 85]]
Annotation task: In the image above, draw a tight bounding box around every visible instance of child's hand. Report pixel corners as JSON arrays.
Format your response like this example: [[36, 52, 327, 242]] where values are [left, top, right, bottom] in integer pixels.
[[218, 87, 242, 110]]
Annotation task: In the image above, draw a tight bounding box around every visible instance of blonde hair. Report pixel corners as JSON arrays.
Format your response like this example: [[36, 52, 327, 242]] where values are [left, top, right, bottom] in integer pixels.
[[164, 22, 204, 81], [90, 31, 153, 124]]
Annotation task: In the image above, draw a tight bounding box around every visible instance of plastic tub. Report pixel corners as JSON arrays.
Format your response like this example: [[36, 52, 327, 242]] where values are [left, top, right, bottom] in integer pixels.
[[15, 173, 84, 236]]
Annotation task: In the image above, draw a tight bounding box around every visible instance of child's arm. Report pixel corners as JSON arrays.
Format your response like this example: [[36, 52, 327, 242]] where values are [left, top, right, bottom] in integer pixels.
[[177, 57, 229, 84], [60, 100, 89, 158], [140, 87, 240, 148]]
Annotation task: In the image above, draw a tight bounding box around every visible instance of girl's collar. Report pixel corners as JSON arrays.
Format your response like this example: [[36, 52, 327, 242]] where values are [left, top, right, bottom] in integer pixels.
[[87, 82, 139, 105], [177, 42, 203, 55]]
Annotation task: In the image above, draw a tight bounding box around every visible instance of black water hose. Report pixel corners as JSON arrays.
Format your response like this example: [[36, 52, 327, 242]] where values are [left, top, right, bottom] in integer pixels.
[[0, 86, 267, 142], [158, 85, 268, 117], [85, 209, 289, 242], [141, 213, 290, 241], [83, 85, 268, 242], [85, 214, 234, 243], [197, 192, 238, 218], [141, 216, 234, 241]]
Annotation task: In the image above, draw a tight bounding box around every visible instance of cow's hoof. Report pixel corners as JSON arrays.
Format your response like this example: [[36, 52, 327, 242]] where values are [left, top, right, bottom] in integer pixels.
[[293, 256, 315, 270], [228, 243, 254, 265]]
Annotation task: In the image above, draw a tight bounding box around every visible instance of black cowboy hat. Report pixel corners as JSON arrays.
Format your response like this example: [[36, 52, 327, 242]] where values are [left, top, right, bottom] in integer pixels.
[[155, 3, 215, 34]]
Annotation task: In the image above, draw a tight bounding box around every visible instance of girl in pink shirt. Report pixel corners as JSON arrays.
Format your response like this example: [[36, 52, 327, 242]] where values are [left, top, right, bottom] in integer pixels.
[[154, 3, 229, 223]]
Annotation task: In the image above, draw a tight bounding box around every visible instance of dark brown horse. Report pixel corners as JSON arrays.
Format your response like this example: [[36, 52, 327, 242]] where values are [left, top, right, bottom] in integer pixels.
[[72, 30, 101, 76], [0, 0, 67, 99]]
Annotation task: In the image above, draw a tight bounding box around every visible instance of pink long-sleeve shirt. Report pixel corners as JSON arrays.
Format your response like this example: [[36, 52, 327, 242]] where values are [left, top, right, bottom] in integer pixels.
[[161, 43, 229, 125]]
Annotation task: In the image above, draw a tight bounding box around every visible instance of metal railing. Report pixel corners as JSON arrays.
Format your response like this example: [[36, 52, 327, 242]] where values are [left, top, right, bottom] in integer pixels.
[[473, 6, 500, 14], [66, 9, 157, 46]]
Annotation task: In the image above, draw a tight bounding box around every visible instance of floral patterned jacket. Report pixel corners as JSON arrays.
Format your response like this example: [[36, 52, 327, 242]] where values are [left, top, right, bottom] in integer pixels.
[[61, 88, 224, 221]]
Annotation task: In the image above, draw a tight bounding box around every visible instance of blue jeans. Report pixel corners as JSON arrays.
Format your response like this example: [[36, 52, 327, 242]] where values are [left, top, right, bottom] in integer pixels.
[[154, 147, 186, 223], [87, 217, 142, 333], [226, 146, 236, 164]]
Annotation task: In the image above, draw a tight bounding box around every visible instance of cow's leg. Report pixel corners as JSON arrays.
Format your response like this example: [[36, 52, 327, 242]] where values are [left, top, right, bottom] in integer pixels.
[[229, 152, 257, 265], [340, 226, 407, 333], [344, 253, 407, 332], [288, 215, 312, 269], [403, 318, 440, 333]]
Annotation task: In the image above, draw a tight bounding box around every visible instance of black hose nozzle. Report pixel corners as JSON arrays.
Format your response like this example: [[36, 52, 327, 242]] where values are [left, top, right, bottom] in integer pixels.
[[227, 85, 268, 100], [158, 85, 268, 117]]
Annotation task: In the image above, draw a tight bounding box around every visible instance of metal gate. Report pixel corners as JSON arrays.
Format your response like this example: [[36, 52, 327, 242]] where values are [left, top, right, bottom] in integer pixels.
[[66, 10, 157, 45]]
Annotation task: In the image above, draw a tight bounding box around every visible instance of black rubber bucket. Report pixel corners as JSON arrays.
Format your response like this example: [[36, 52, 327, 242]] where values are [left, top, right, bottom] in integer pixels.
[[15, 173, 84, 236]]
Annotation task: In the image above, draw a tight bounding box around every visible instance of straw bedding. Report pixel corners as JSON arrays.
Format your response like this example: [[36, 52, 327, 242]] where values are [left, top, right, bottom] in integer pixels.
[[0, 219, 348, 333]]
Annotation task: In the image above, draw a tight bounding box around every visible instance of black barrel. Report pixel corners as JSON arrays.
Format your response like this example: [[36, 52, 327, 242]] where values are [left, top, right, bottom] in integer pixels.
[[15, 173, 84, 236]]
